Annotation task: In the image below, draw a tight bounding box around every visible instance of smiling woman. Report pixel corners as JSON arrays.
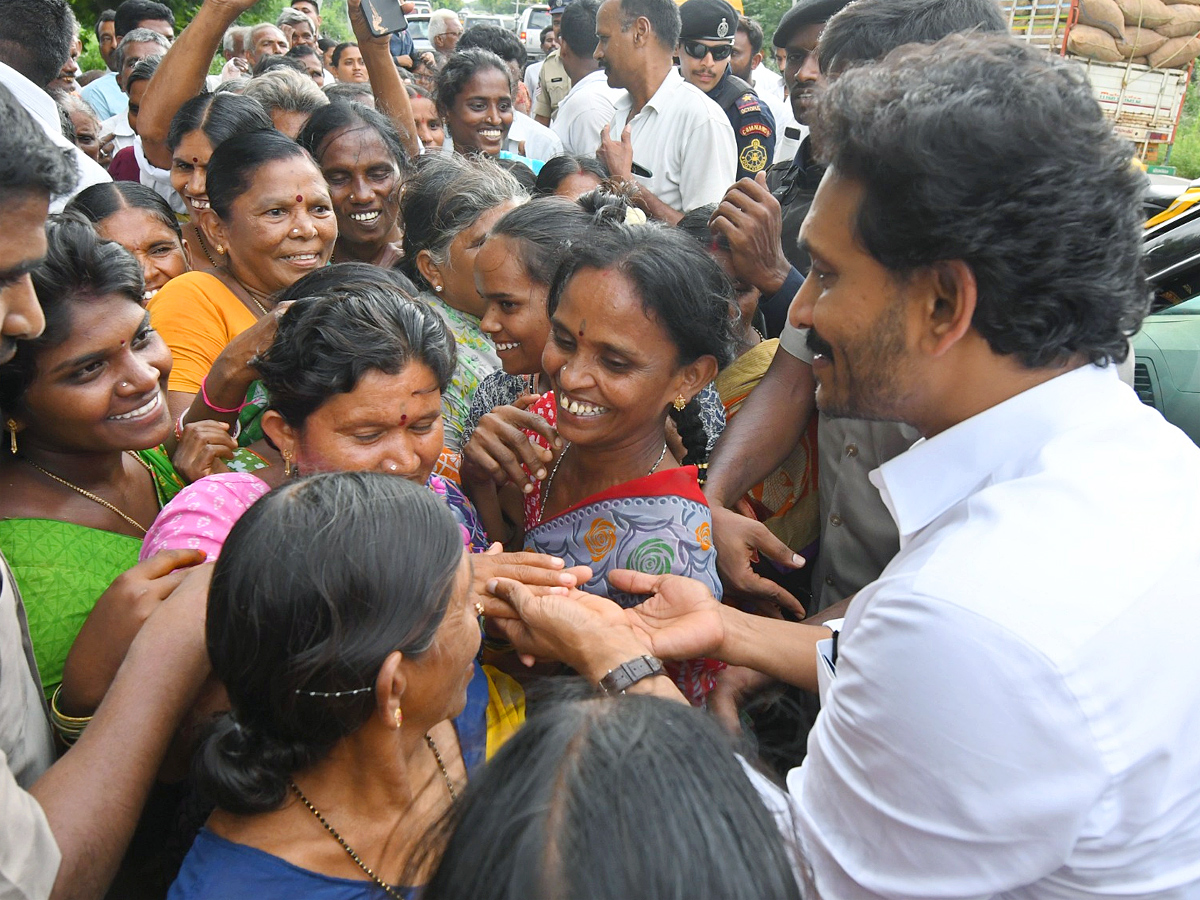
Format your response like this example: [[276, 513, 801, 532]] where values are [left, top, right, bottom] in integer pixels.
[[297, 102, 410, 268], [148, 130, 338, 422], [0, 217, 226, 711]]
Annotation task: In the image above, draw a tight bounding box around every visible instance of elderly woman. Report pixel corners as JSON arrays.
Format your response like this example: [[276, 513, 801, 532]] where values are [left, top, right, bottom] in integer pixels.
[[167, 473, 486, 897], [400, 154, 526, 452], [148, 129, 337, 423]]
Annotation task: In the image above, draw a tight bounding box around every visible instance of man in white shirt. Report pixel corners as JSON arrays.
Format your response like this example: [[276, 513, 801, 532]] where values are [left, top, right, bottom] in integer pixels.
[[594, 0, 736, 220], [82, 0, 175, 120], [483, 32, 1200, 900], [551, 0, 623, 155], [0, 0, 109, 208]]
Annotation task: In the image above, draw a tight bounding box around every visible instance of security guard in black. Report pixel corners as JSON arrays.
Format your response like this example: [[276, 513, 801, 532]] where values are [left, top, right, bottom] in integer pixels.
[[678, 0, 776, 180]]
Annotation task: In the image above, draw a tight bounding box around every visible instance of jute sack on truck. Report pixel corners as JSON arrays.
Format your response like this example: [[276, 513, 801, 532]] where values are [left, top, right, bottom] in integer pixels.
[[1148, 31, 1200, 65], [1114, 0, 1173, 28], [1159, 3, 1200, 35], [1116, 23, 1169, 53], [1078, 0, 1129, 37], [1069, 23, 1126, 58]]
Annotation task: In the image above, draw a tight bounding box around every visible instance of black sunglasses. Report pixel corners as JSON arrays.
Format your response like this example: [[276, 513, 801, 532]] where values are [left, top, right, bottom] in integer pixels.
[[681, 40, 733, 61]]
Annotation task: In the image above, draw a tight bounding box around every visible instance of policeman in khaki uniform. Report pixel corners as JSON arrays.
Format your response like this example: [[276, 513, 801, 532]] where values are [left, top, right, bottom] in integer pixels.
[[677, 0, 775, 180]]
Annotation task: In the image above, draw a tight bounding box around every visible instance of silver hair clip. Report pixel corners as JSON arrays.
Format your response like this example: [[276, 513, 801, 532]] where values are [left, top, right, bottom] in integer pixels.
[[295, 686, 373, 698]]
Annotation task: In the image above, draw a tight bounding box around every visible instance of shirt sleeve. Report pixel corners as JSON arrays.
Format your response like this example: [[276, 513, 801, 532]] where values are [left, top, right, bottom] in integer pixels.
[[140, 474, 270, 562], [0, 750, 61, 900], [534, 64, 553, 118], [678, 115, 737, 212], [791, 592, 1108, 899], [762, 267, 805, 342]]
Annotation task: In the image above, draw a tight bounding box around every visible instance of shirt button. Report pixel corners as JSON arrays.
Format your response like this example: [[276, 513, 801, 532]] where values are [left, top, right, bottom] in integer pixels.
[[825, 575, 835, 586], [829, 513, 843, 527], [845, 443, 859, 458]]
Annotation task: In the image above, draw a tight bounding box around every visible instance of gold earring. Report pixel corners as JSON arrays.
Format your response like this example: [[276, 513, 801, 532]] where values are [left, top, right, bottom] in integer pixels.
[[394, 706, 403, 727], [215, 244, 225, 255], [5, 419, 17, 454], [283, 448, 295, 477], [672, 395, 687, 411]]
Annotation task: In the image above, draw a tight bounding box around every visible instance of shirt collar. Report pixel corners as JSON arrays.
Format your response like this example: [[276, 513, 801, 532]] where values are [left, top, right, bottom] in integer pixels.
[[643, 68, 684, 114], [871, 363, 1125, 542]]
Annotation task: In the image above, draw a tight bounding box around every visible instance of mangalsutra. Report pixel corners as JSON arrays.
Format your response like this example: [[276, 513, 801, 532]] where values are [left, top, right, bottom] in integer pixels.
[[25, 452, 157, 535]]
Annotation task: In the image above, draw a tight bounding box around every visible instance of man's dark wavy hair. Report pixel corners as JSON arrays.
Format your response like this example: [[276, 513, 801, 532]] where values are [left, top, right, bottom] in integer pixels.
[[811, 34, 1148, 368]]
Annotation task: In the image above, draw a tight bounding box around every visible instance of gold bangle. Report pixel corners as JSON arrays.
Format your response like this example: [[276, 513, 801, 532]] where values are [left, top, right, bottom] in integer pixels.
[[49, 684, 91, 745]]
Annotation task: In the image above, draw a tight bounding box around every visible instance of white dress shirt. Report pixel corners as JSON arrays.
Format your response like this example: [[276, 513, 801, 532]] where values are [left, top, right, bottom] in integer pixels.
[[0, 61, 111, 210], [101, 111, 136, 154], [524, 60, 543, 104], [504, 109, 563, 163], [788, 363, 1200, 898], [609, 69, 736, 213], [551, 69, 622, 156]]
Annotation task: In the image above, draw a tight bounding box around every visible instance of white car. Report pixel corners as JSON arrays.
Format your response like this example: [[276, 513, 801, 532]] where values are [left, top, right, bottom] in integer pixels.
[[517, 5, 552, 60], [405, 13, 433, 54]]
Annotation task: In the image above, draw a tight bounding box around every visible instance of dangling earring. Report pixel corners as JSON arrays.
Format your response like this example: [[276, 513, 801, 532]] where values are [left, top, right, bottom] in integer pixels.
[[5, 419, 17, 455], [393, 706, 403, 728], [672, 395, 687, 411], [282, 448, 295, 477]]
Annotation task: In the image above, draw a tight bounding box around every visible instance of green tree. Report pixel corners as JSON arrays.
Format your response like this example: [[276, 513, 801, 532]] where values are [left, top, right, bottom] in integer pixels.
[[744, 0, 791, 70]]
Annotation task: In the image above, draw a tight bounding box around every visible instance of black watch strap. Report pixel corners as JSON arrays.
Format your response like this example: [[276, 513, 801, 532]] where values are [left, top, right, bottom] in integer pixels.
[[598, 655, 666, 695]]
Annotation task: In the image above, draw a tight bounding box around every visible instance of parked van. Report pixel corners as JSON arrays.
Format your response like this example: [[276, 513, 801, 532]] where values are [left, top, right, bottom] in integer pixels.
[[517, 5, 552, 60]]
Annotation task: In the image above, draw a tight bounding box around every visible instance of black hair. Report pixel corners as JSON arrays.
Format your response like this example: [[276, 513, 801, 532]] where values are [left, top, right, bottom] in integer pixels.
[[495, 157, 536, 192], [297, 101, 409, 176], [489, 197, 596, 286], [166, 92, 273, 152], [113, 0, 174, 39], [533, 154, 608, 196], [405, 83, 433, 101], [419, 684, 804, 900], [560, 0, 603, 57], [812, 33, 1147, 368], [0, 215, 143, 417], [0, 0, 74, 87], [818, 0, 1006, 74], [400, 153, 526, 291], [251, 53, 307, 77], [287, 43, 321, 60], [617, 0, 681, 50], [0, 86, 76, 200], [539, 25, 555, 41], [317, 35, 336, 52], [676, 203, 727, 253], [434, 48, 514, 118], [331, 41, 358, 67], [125, 53, 161, 92], [197, 472, 465, 816], [65, 181, 183, 242], [96, 9, 116, 40], [254, 264, 456, 427], [548, 224, 735, 464], [458, 24, 527, 70], [206, 129, 309, 220], [737, 15, 763, 55]]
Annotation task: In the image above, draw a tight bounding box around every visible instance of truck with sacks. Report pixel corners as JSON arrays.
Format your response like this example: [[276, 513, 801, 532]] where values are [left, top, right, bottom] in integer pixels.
[[1002, 0, 1193, 165]]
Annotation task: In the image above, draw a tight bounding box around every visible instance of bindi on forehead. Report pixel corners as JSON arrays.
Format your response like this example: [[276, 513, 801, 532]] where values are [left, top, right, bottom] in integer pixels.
[[578, 318, 586, 337], [296, 194, 304, 203]]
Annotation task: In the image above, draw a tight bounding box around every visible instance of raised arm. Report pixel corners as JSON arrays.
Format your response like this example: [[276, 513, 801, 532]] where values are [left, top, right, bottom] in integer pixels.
[[31, 566, 213, 900], [348, 0, 419, 159], [139, 0, 259, 169]]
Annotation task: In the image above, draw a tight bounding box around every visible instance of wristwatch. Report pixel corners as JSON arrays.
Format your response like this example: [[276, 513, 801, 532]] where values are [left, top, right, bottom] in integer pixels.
[[598, 655, 666, 695]]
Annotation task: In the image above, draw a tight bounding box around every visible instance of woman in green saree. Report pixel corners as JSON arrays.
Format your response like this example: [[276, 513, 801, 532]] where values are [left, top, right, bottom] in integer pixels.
[[0, 217, 234, 725]]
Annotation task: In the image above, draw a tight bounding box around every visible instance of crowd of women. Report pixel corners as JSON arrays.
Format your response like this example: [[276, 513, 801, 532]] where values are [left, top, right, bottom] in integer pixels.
[[1, 0, 827, 895]]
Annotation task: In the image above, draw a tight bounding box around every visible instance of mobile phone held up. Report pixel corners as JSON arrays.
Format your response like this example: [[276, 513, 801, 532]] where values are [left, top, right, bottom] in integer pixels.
[[361, 0, 409, 36]]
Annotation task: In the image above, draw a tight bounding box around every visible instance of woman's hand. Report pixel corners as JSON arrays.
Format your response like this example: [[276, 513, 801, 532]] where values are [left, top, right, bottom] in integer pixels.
[[484, 577, 650, 677], [472, 543, 592, 597], [58, 549, 208, 716], [172, 420, 237, 482], [606, 570, 728, 662], [461, 398, 561, 491]]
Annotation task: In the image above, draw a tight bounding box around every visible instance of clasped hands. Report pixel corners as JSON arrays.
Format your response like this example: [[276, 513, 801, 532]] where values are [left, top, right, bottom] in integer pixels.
[[479, 568, 726, 687]]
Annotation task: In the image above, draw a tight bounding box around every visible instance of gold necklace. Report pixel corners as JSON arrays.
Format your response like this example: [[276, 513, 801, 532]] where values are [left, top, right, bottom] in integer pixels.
[[24, 451, 157, 535], [288, 735, 456, 899], [226, 271, 272, 317]]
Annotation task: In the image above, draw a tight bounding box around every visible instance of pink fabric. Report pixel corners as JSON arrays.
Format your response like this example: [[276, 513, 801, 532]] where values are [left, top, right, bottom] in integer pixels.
[[139, 473, 271, 562]]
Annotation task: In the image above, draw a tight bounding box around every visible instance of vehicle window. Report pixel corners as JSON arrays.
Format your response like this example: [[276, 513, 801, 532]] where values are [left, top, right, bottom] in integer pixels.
[[1151, 255, 1200, 313], [530, 10, 551, 29], [408, 18, 429, 38]]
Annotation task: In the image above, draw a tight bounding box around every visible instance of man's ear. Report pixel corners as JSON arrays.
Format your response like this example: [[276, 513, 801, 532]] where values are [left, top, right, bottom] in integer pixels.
[[920, 259, 977, 359]]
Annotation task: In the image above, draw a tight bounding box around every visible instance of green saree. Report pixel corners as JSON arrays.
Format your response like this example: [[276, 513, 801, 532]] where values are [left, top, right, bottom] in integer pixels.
[[0, 447, 184, 698]]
